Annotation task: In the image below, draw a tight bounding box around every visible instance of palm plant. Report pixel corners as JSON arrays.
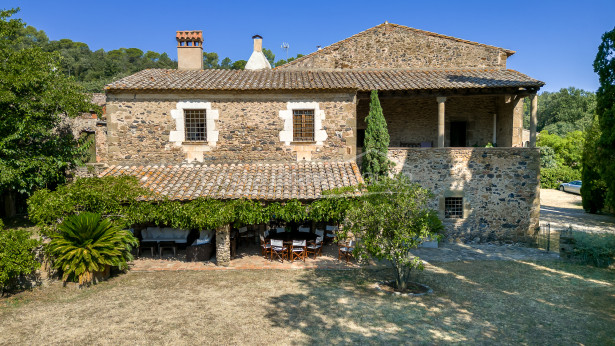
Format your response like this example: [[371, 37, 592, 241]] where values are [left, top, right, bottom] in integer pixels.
[[48, 212, 138, 286]]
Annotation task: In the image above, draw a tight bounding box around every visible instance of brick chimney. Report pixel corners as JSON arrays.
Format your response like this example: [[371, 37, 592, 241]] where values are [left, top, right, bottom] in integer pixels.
[[176, 30, 203, 70], [245, 34, 271, 70]]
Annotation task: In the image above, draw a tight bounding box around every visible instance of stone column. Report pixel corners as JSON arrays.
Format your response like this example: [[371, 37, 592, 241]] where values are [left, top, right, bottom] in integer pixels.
[[529, 94, 538, 148], [437, 97, 447, 147], [215, 223, 231, 267]]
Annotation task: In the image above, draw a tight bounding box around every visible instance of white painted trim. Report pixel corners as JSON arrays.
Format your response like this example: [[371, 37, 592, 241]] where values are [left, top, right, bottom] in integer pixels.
[[169, 101, 219, 147], [279, 101, 327, 145]]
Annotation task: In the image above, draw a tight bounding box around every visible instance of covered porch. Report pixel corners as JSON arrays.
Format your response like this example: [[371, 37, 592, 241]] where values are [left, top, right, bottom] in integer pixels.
[[99, 161, 364, 266], [354, 69, 543, 149]]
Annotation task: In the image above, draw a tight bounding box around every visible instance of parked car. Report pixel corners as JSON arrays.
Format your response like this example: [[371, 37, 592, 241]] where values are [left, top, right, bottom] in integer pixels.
[[558, 180, 582, 194]]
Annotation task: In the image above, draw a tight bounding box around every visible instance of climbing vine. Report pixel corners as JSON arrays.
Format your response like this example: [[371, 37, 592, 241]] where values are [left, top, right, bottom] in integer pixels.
[[27, 176, 359, 231]]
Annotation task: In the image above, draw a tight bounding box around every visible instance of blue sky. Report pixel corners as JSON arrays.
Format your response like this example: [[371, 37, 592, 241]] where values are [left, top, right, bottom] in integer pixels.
[[5, 0, 615, 92]]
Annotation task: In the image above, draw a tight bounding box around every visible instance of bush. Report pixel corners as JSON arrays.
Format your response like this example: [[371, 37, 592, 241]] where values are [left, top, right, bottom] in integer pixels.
[[47, 212, 138, 286], [572, 231, 615, 267], [540, 165, 581, 189], [0, 228, 41, 294]]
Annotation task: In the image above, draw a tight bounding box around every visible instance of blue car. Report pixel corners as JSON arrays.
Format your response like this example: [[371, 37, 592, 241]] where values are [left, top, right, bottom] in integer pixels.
[[558, 180, 582, 194]]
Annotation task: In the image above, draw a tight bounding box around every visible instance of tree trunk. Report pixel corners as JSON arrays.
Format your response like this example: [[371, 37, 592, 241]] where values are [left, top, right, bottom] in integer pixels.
[[3, 191, 16, 218], [393, 263, 411, 291]]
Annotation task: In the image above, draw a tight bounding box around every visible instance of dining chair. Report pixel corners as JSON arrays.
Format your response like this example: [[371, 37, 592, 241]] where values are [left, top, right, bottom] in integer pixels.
[[260, 234, 271, 257], [306, 236, 323, 259], [290, 239, 307, 262], [270, 239, 288, 262], [298, 226, 311, 233], [338, 239, 355, 263], [325, 225, 337, 243]]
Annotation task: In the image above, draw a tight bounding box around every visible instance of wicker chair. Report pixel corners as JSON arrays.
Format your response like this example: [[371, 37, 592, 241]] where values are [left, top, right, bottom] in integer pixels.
[[306, 236, 323, 259], [290, 239, 307, 262], [270, 239, 288, 262], [338, 240, 355, 263]]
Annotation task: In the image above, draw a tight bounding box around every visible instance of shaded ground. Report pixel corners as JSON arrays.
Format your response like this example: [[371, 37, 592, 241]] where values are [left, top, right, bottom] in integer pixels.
[[130, 242, 558, 272], [1, 261, 613, 345], [540, 189, 615, 233]]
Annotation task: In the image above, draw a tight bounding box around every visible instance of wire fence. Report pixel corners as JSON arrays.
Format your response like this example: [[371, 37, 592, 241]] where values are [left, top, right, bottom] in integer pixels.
[[537, 222, 561, 253]]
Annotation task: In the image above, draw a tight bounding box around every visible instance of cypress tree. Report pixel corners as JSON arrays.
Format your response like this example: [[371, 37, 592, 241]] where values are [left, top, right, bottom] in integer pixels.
[[361, 90, 391, 180], [581, 116, 607, 213], [593, 27, 615, 209]]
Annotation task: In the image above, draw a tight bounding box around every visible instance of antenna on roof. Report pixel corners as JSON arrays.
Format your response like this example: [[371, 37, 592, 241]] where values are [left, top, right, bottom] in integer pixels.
[[281, 42, 289, 60]]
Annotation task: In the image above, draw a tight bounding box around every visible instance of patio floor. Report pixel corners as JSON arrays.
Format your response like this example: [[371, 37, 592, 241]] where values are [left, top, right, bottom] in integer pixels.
[[129, 242, 559, 272], [130, 242, 379, 271]]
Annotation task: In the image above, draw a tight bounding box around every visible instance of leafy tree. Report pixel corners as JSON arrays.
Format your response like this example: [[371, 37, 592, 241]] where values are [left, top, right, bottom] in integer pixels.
[[220, 57, 233, 69], [581, 116, 607, 213], [536, 131, 584, 188], [262, 48, 275, 66], [0, 8, 96, 216], [48, 212, 137, 286], [523, 87, 596, 136], [593, 27, 615, 209], [0, 227, 41, 295], [203, 51, 220, 69], [537, 131, 584, 169], [361, 90, 391, 180], [274, 54, 304, 67], [336, 174, 443, 291], [232, 59, 247, 70]]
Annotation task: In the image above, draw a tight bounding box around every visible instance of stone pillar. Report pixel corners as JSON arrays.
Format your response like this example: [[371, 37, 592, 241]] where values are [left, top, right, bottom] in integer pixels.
[[529, 94, 538, 148], [437, 97, 447, 147], [492, 113, 497, 145], [215, 223, 231, 267]]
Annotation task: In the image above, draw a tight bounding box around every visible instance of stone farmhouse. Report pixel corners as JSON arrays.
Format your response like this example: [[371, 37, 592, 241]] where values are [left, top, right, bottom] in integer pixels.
[[92, 22, 543, 262]]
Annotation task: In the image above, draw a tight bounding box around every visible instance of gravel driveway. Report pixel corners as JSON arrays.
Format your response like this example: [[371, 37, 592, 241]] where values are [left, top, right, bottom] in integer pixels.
[[540, 189, 615, 233]]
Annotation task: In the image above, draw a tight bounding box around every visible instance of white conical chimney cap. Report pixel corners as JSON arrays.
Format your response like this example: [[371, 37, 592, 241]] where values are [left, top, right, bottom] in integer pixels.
[[245, 34, 271, 70]]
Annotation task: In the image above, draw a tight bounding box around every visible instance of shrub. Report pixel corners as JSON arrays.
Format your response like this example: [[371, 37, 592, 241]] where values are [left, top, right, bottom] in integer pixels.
[[47, 212, 138, 286], [572, 231, 615, 268], [540, 165, 581, 189], [0, 228, 41, 294]]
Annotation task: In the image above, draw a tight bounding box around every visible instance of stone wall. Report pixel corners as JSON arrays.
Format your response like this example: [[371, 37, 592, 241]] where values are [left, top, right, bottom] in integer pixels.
[[105, 92, 357, 165], [279, 24, 508, 71], [357, 95, 512, 147], [388, 148, 540, 243]]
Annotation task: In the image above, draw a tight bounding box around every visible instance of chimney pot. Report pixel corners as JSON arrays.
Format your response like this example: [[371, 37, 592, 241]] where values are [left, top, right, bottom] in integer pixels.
[[176, 30, 204, 70]]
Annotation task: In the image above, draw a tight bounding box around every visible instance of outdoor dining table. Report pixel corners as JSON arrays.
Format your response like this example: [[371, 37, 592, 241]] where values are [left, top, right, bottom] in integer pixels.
[[265, 232, 317, 243]]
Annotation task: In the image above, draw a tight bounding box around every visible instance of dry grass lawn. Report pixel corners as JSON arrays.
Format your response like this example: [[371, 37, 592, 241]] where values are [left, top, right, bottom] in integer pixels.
[[1, 261, 614, 345]]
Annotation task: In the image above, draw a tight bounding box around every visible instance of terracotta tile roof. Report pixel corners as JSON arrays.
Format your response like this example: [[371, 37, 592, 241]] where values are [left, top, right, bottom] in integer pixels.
[[279, 22, 515, 70], [98, 162, 364, 201], [105, 68, 543, 92]]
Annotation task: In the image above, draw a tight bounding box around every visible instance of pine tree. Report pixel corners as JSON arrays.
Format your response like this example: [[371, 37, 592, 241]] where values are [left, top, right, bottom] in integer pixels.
[[361, 90, 391, 180]]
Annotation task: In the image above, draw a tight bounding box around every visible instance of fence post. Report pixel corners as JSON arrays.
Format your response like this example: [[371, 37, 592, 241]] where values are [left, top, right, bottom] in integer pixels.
[[546, 223, 551, 252]]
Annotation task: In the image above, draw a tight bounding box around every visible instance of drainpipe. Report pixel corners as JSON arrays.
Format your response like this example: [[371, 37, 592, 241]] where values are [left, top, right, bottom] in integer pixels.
[[492, 113, 497, 145]]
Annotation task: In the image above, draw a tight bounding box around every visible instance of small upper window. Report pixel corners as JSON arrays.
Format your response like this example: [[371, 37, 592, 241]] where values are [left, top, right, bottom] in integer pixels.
[[445, 197, 463, 219], [293, 109, 315, 142], [185, 109, 206, 141]]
